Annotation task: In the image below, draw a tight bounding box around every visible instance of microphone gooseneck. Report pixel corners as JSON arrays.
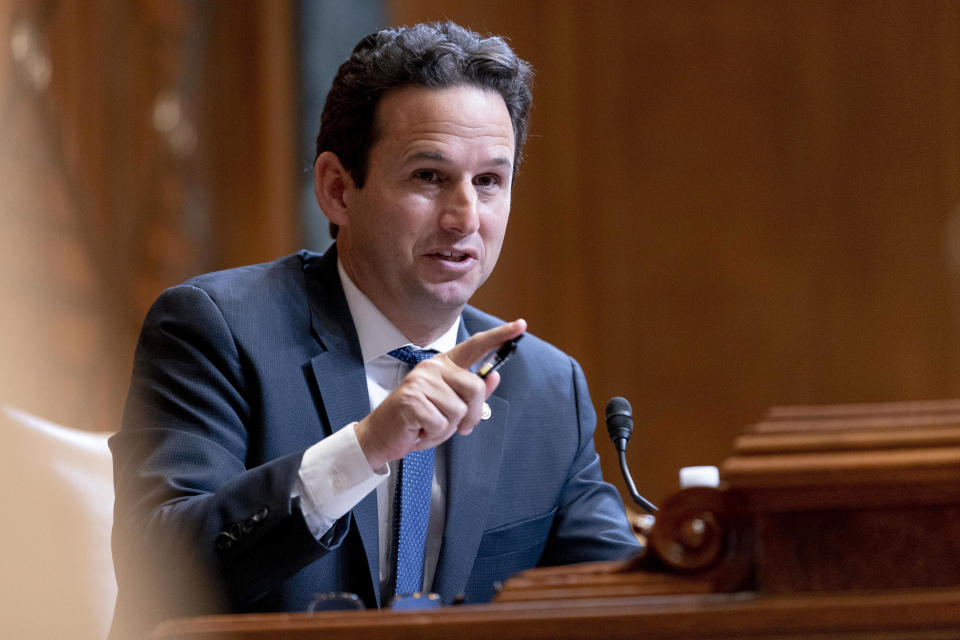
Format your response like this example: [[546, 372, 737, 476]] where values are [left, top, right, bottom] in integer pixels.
[[604, 397, 658, 514]]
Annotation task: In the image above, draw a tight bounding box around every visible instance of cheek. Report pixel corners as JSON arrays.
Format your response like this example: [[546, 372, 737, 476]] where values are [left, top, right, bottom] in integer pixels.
[[389, 196, 435, 233], [481, 207, 510, 251]]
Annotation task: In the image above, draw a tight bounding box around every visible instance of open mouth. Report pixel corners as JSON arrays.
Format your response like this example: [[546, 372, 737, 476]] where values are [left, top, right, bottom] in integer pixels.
[[432, 250, 470, 262]]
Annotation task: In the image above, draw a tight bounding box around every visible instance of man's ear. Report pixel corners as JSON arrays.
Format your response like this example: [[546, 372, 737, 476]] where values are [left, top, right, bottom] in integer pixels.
[[314, 151, 355, 227]]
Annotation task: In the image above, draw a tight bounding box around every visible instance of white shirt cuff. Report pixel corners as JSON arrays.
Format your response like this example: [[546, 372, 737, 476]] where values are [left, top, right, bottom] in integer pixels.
[[294, 422, 389, 540]]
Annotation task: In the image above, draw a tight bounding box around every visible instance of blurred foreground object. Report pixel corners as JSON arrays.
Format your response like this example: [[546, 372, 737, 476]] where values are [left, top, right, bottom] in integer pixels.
[[0, 406, 115, 640]]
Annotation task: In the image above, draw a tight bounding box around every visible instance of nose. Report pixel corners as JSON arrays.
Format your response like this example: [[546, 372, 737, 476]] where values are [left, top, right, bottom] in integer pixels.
[[439, 178, 479, 235]]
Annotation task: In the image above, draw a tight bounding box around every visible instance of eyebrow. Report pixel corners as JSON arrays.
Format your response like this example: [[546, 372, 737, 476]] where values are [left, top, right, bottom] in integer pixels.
[[404, 150, 513, 169], [406, 150, 448, 164]]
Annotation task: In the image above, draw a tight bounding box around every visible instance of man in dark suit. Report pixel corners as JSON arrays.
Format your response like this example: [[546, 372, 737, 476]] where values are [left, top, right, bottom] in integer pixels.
[[109, 21, 639, 639]]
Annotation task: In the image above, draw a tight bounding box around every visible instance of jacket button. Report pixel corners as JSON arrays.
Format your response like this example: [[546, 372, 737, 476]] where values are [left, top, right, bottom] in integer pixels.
[[253, 507, 269, 522], [229, 522, 244, 539], [216, 532, 234, 549]]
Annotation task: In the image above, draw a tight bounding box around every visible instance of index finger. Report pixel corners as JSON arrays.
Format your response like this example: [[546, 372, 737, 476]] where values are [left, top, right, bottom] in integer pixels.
[[446, 319, 527, 370]]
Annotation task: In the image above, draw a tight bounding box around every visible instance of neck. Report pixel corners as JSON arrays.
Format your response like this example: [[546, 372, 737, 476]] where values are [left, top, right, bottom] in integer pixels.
[[336, 251, 462, 347], [390, 308, 461, 347]]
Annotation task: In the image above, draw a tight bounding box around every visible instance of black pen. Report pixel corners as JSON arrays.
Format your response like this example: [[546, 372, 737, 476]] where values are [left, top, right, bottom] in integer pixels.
[[475, 334, 524, 379]]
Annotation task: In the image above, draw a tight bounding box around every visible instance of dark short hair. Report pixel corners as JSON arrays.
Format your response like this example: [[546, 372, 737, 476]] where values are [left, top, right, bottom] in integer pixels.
[[316, 22, 534, 238]]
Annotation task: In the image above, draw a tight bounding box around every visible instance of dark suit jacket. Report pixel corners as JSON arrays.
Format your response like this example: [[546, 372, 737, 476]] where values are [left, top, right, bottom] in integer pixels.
[[109, 247, 639, 638]]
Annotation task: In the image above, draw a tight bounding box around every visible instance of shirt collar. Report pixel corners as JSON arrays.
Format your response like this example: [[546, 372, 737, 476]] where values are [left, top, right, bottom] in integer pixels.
[[337, 258, 460, 363]]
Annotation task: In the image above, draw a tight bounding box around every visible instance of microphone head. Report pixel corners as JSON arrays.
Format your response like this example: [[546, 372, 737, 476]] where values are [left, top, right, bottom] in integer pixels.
[[605, 396, 634, 446]]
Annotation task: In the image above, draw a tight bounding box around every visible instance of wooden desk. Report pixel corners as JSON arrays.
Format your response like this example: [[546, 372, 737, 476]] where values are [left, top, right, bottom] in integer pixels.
[[153, 400, 960, 639], [154, 588, 960, 639]]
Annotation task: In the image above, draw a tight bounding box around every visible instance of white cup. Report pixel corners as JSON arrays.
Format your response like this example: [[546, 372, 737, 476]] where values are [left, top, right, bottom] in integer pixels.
[[679, 465, 720, 489]]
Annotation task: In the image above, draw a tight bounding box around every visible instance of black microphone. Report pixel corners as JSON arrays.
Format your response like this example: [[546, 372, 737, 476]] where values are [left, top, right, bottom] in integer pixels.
[[605, 397, 658, 514], [605, 396, 633, 453]]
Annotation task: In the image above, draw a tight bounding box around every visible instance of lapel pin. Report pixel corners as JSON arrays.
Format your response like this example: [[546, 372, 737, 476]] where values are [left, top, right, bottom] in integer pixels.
[[481, 402, 492, 421]]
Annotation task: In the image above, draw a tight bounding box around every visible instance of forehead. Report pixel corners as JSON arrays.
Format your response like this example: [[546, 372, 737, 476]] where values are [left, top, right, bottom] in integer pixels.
[[371, 85, 515, 162]]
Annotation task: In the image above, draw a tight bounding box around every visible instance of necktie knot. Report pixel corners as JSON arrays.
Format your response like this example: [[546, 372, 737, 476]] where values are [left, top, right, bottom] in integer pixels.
[[389, 346, 437, 370]]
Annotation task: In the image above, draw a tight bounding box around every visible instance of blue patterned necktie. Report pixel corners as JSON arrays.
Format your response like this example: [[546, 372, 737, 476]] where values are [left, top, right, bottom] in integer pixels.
[[388, 346, 437, 595]]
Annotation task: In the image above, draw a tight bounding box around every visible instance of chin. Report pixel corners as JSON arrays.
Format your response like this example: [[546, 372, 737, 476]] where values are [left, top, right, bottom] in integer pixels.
[[418, 284, 477, 311], [410, 267, 491, 310]]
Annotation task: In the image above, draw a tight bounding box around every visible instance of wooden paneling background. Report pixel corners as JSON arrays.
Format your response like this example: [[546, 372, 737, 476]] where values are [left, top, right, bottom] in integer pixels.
[[0, 1, 298, 432], [391, 1, 960, 503], [1, 1, 959, 507]]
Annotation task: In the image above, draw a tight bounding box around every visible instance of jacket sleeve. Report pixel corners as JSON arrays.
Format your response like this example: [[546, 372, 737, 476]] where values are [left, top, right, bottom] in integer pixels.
[[538, 357, 643, 565], [109, 284, 349, 636]]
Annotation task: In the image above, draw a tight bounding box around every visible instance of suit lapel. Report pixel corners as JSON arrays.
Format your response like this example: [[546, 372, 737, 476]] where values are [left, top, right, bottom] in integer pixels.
[[433, 319, 509, 602], [302, 248, 381, 606]]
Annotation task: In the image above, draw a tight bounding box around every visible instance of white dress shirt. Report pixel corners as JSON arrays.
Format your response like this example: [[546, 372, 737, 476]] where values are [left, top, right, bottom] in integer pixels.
[[293, 260, 459, 600]]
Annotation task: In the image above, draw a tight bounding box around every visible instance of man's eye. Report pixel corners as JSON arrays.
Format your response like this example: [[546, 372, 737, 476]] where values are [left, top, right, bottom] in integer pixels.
[[474, 174, 500, 188], [413, 170, 440, 182]]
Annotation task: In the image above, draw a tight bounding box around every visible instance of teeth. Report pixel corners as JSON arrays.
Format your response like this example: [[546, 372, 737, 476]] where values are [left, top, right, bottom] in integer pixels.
[[439, 251, 466, 260]]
